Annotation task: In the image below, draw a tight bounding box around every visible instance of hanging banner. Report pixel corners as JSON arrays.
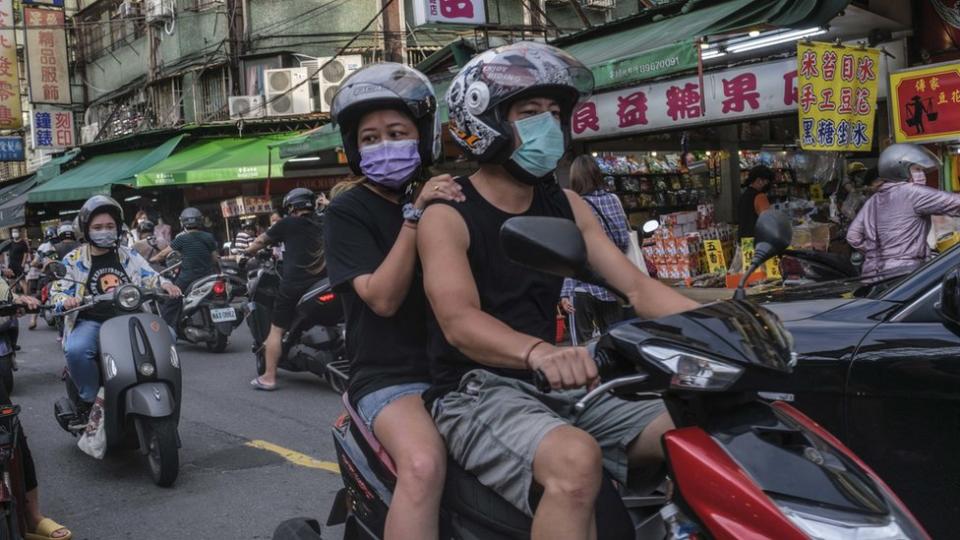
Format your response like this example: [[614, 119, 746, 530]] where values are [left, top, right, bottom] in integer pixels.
[[890, 62, 960, 144], [24, 7, 70, 105], [412, 0, 486, 26], [0, 0, 21, 129], [796, 42, 880, 152], [0, 137, 24, 161], [592, 40, 699, 90], [23, 0, 64, 6], [31, 106, 74, 149]]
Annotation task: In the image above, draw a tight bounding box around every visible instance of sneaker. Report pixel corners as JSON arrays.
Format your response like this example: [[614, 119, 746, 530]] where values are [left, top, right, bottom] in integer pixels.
[[67, 402, 92, 432]]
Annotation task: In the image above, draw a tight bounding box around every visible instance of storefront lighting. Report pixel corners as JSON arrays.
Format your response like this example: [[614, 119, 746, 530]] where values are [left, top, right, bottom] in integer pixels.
[[651, 151, 657, 157], [726, 27, 826, 54], [748, 30, 761, 37], [705, 151, 711, 156], [700, 42, 711, 50], [701, 49, 727, 60], [591, 152, 598, 157], [124, 195, 141, 202], [287, 156, 321, 163]]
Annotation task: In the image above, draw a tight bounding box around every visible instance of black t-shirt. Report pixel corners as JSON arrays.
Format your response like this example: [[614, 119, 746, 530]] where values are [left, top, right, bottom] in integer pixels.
[[80, 251, 131, 323], [424, 178, 574, 403], [266, 215, 325, 287], [324, 186, 430, 405], [171, 230, 217, 286], [7, 240, 27, 275]]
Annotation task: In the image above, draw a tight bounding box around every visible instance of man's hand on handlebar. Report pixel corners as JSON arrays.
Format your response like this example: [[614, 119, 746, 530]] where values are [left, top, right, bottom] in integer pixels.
[[161, 283, 182, 298], [528, 343, 599, 391], [61, 297, 81, 310], [13, 294, 40, 310]]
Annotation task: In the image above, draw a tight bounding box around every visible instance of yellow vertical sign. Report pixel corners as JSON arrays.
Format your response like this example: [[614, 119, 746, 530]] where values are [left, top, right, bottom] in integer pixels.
[[741, 237, 755, 272], [0, 0, 21, 129], [765, 257, 782, 279], [703, 240, 726, 274], [797, 41, 880, 152]]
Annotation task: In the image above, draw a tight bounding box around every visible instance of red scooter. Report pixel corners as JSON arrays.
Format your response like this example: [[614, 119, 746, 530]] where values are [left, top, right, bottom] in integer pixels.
[[276, 211, 928, 540]]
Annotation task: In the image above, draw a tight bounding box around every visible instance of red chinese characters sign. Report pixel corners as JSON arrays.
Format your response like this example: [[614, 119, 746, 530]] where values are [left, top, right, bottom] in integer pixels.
[[0, 0, 20, 129], [25, 7, 70, 105], [797, 42, 880, 151], [890, 62, 960, 144], [31, 106, 73, 149]]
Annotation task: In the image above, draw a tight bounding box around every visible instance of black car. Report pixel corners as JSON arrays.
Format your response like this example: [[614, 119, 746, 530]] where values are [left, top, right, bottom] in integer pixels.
[[760, 248, 960, 538]]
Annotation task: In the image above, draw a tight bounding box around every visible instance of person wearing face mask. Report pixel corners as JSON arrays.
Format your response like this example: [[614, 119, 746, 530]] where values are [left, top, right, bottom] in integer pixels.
[[323, 63, 462, 540], [52, 196, 181, 422], [847, 143, 960, 277], [242, 188, 328, 390], [4, 227, 29, 288], [417, 42, 699, 539], [737, 165, 774, 240]]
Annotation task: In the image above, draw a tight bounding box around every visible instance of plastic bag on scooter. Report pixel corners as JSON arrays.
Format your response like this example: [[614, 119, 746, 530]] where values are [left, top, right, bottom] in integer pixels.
[[77, 387, 106, 459]]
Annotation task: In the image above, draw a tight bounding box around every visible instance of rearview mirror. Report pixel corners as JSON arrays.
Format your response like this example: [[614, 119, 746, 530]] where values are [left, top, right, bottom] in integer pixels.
[[752, 210, 792, 266], [500, 217, 587, 280], [46, 261, 67, 279]]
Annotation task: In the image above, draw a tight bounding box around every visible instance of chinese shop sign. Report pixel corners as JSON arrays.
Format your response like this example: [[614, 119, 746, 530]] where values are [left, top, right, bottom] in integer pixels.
[[0, 0, 21, 129], [31, 107, 74, 149], [890, 62, 960, 144], [412, 0, 486, 26], [0, 137, 23, 161], [592, 40, 699, 90], [25, 7, 70, 105], [572, 58, 801, 140], [797, 42, 880, 152]]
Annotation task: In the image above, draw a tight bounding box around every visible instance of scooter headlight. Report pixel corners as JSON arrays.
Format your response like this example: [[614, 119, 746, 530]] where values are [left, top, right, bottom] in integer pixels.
[[774, 498, 918, 540], [116, 285, 142, 311], [169, 345, 180, 369], [138, 362, 155, 377], [641, 345, 742, 391]]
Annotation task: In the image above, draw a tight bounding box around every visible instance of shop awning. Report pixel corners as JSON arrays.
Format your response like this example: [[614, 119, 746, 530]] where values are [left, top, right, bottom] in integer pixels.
[[0, 177, 38, 228], [28, 136, 185, 203], [136, 133, 300, 187], [277, 80, 453, 159], [561, 0, 851, 89]]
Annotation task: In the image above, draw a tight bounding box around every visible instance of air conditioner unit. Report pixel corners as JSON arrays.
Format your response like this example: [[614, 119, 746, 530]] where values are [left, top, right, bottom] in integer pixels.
[[315, 55, 363, 113], [580, 0, 615, 9], [229, 95, 265, 119], [144, 0, 168, 22], [81, 123, 100, 144], [264, 67, 312, 116]]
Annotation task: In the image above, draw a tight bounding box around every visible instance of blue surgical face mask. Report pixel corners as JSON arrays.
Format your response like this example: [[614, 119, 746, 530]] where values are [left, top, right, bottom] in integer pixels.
[[359, 139, 422, 191], [88, 229, 118, 249], [510, 112, 566, 184]]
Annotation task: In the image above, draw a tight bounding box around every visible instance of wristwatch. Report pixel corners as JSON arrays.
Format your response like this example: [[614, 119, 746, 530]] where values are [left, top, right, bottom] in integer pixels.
[[402, 203, 423, 224]]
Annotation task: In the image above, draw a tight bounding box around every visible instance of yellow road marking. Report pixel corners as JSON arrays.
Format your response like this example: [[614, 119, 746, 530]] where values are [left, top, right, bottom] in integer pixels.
[[245, 439, 340, 474]]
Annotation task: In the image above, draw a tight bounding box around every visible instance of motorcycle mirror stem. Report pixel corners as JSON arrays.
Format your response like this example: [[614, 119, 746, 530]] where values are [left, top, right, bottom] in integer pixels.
[[734, 210, 793, 301]]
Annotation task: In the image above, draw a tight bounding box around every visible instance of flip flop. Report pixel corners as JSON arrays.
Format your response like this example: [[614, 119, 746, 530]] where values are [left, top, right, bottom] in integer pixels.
[[250, 376, 276, 391], [26, 517, 72, 540]]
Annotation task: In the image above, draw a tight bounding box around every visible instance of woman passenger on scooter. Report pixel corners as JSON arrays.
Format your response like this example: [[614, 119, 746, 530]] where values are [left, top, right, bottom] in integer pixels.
[[52, 196, 182, 424], [324, 63, 464, 540]]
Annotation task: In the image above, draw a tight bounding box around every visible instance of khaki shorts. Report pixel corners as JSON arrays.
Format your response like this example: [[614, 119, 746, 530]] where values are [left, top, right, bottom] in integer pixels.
[[431, 369, 666, 516]]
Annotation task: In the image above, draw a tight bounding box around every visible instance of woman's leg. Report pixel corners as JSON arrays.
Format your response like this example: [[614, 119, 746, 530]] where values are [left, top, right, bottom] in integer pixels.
[[63, 320, 102, 403], [373, 394, 446, 540]]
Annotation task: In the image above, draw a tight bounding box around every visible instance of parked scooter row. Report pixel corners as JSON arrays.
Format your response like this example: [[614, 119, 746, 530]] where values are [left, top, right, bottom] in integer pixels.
[[275, 211, 929, 540]]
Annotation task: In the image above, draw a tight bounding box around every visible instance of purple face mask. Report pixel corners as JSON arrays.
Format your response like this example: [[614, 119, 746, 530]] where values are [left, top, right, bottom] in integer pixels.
[[359, 139, 421, 190]]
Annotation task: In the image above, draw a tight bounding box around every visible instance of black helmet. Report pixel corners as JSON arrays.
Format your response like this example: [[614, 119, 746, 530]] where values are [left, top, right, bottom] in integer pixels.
[[282, 188, 315, 215], [446, 42, 593, 166], [180, 207, 203, 229], [43, 226, 56, 241], [138, 219, 155, 234], [331, 63, 441, 177], [78, 195, 123, 243]]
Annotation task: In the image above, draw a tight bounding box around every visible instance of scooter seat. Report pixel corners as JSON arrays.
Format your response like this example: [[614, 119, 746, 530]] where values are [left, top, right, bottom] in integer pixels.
[[341, 393, 397, 476], [297, 279, 332, 306]]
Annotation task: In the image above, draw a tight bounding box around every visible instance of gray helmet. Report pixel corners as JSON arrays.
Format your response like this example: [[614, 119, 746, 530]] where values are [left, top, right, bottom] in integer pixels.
[[138, 219, 155, 234], [78, 195, 123, 243], [180, 207, 203, 229], [878, 143, 940, 182], [57, 222, 75, 240]]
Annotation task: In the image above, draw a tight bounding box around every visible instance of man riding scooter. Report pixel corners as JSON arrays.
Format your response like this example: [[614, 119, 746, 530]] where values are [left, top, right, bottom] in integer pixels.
[[53, 196, 181, 427], [151, 207, 218, 330]]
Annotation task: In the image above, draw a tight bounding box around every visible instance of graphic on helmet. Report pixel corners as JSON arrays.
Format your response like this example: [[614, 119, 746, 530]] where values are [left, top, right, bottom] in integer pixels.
[[445, 41, 593, 168], [331, 63, 440, 178]]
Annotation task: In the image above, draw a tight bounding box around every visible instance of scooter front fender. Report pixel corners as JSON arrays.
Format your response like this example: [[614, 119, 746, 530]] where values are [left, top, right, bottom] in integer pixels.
[[125, 382, 175, 418]]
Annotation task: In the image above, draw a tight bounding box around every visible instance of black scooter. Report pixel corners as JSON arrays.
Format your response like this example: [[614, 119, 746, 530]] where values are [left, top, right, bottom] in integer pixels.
[[244, 251, 348, 392], [48, 262, 183, 487], [164, 254, 246, 353], [275, 212, 927, 539]]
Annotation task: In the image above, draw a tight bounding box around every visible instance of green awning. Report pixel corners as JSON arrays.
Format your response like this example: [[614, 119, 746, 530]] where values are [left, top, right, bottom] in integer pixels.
[[28, 136, 184, 203], [0, 177, 38, 228], [34, 148, 81, 184], [136, 133, 299, 187], [277, 80, 452, 159], [562, 0, 851, 89]]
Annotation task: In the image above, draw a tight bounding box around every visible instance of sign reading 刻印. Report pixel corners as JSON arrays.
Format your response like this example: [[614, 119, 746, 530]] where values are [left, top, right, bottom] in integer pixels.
[[796, 42, 880, 152], [31, 106, 74, 149], [890, 62, 960, 144]]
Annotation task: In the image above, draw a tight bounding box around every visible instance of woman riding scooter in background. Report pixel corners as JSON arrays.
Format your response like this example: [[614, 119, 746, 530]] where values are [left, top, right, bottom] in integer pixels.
[[52, 196, 182, 426], [324, 63, 464, 540]]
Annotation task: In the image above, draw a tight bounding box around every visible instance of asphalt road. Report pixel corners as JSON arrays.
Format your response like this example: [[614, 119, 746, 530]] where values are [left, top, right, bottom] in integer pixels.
[[12, 317, 346, 540]]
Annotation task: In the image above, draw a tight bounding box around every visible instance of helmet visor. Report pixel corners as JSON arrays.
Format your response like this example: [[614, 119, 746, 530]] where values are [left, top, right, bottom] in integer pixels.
[[331, 63, 437, 123]]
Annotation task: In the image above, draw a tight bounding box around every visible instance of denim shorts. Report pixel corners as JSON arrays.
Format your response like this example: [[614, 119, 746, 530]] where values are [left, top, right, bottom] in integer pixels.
[[356, 382, 431, 430]]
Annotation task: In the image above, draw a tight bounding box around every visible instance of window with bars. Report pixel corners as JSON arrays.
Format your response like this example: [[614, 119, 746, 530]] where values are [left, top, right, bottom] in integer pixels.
[[196, 66, 229, 122], [151, 77, 184, 127], [77, 2, 145, 62]]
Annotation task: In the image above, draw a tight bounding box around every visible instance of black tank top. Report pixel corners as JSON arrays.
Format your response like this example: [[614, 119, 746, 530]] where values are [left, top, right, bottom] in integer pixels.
[[425, 177, 575, 401], [738, 186, 760, 239]]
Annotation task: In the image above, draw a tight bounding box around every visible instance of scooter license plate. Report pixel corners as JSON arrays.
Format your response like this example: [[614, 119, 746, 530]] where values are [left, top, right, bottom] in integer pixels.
[[210, 307, 237, 323]]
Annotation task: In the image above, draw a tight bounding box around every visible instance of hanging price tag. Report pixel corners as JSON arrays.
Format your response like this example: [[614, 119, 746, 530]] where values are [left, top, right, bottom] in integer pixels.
[[740, 237, 755, 272], [809, 184, 825, 202], [765, 256, 782, 280], [703, 240, 726, 274]]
